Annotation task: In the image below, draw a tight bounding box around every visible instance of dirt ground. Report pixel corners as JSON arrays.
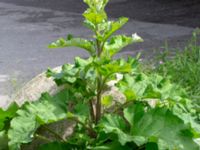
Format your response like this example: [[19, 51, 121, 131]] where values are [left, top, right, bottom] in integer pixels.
[[1, 0, 200, 27]]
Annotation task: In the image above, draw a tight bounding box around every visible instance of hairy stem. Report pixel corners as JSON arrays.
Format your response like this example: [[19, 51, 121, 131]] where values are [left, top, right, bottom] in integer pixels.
[[96, 75, 102, 124], [89, 99, 95, 123], [35, 134, 52, 142]]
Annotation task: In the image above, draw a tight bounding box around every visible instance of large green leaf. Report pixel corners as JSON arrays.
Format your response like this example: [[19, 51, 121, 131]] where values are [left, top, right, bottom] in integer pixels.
[[39, 142, 81, 150], [49, 35, 96, 56], [47, 57, 95, 87], [91, 141, 132, 150], [117, 73, 188, 103], [99, 114, 146, 146], [101, 35, 134, 59], [124, 104, 200, 150], [0, 103, 18, 131], [8, 91, 70, 150]]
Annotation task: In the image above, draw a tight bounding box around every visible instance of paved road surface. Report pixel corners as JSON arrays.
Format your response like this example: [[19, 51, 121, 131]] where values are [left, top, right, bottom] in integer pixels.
[[0, 0, 195, 107]]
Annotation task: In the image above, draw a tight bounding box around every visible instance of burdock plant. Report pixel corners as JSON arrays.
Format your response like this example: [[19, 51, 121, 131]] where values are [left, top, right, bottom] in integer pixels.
[[4, 0, 200, 150]]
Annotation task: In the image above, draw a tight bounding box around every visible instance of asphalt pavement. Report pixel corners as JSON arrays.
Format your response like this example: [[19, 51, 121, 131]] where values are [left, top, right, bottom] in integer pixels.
[[0, 0, 195, 107]]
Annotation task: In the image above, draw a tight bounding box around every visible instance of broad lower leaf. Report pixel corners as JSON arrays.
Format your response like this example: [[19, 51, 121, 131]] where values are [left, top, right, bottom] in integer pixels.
[[39, 142, 81, 150], [117, 73, 189, 103], [8, 91, 70, 150], [91, 141, 131, 150], [124, 104, 200, 150], [0, 130, 8, 150], [99, 114, 146, 146], [0, 103, 18, 131]]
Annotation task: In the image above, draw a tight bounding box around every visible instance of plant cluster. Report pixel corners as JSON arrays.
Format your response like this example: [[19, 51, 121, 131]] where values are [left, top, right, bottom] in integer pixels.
[[0, 0, 200, 150], [151, 30, 200, 122]]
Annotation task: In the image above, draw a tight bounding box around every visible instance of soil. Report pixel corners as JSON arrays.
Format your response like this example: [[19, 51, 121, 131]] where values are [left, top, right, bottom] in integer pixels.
[[1, 0, 200, 27]]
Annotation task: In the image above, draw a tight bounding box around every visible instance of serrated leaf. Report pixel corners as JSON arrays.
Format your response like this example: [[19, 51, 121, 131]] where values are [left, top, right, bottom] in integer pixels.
[[99, 114, 130, 145], [99, 114, 146, 146], [103, 17, 129, 41], [117, 74, 148, 100], [49, 36, 96, 56], [83, 0, 108, 11], [83, 8, 107, 25], [101, 35, 134, 59], [124, 104, 199, 150], [0, 103, 18, 131], [99, 59, 132, 76], [8, 91, 70, 150]]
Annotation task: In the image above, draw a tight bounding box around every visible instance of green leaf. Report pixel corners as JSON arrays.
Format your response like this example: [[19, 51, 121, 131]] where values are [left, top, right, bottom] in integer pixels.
[[123, 89, 137, 101], [91, 141, 131, 150], [83, 8, 107, 25], [49, 36, 96, 56], [8, 91, 70, 150], [83, 0, 108, 11], [0, 103, 18, 131], [145, 142, 158, 150], [83, 0, 108, 25], [101, 35, 134, 59], [103, 17, 129, 41], [8, 110, 38, 150], [39, 142, 66, 150], [117, 74, 148, 100], [99, 59, 132, 76], [0, 130, 8, 150], [99, 114, 146, 146], [39, 142, 81, 150], [101, 95, 113, 107], [124, 104, 200, 150]]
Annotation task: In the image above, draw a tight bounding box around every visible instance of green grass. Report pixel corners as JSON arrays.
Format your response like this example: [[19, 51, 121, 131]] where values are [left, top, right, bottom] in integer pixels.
[[145, 29, 200, 120]]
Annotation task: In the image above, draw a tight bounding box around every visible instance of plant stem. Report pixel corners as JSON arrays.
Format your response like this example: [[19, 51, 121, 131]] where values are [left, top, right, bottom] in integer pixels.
[[89, 99, 95, 123], [35, 134, 52, 142], [70, 117, 97, 138], [96, 72, 102, 124]]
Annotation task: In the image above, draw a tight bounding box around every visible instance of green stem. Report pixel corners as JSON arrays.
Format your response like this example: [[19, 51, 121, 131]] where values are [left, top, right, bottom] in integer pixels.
[[35, 134, 52, 142], [70, 117, 97, 138], [89, 99, 95, 123]]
